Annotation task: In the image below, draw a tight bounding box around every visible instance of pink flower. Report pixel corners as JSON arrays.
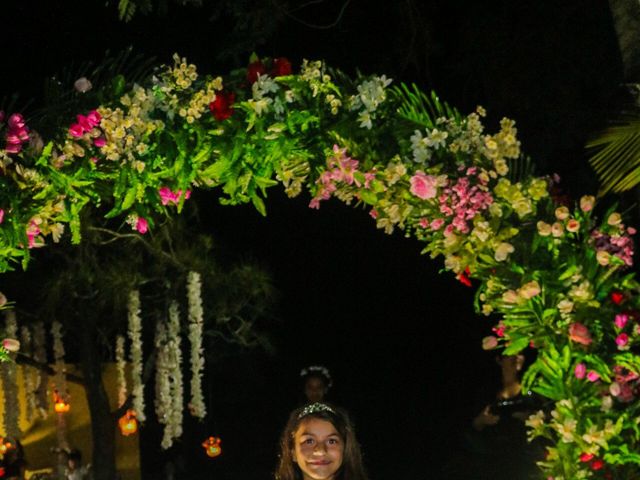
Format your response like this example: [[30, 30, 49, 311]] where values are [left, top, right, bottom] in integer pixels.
[[574, 363, 586, 379], [430, 218, 445, 230], [69, 123, 84, 138], [580, 195, 595, 212], [616, 333, 629, 348], [409, 171, 438, 200], [369, 209, 378, 219], [614, 313, 629, 329], [419, 218, 429, 228], [1, 338, 20, 352], [568, 322, 592, 345], [482, 336, 498, 350], [136, 217, 148, 234], [26, 221, 41, 249], [86, 110, 101, 127], [587, 370, 600, 382], [0, 209, 4, 224], [159, 187, 176, 205], [93, 137, 106, 148]]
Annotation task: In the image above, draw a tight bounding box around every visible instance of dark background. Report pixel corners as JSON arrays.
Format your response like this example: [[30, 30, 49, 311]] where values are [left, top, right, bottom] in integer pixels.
[[1, 1, 625, 478]]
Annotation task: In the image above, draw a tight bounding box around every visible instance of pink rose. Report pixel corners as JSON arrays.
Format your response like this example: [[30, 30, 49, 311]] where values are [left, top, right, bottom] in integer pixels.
[[93, 137, 106, 148], [136, 217, 148, 234], [587, 370, 600, 382], [614, 313, 629, 329], [568, 322, 592, 345], [409, 172, 437, 200], [574, 363, 586, 379], [616, 333, 629, 348], [2, 338, 20, 352]]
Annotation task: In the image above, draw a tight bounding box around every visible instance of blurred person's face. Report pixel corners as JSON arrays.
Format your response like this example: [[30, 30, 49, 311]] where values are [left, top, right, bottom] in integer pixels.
[[304, 376, 326, 402]]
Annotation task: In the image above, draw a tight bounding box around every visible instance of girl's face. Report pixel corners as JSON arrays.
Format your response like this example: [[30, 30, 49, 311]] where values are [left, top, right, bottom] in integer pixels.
[[293, 418, 344, 480]]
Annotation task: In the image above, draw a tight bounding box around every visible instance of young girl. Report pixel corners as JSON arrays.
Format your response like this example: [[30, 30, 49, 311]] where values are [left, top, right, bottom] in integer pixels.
[[275, 402, 369, 480]]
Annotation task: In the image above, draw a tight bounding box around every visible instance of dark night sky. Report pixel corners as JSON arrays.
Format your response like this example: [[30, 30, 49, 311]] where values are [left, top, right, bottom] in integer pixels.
[[1, 1, 625, 478]]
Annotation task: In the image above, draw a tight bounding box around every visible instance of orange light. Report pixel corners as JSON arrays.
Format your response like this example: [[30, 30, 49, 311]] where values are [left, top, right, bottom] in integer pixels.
[[202, 436, 222, 458], [118, 410, 138, 436], [53, 392, 70, 413]]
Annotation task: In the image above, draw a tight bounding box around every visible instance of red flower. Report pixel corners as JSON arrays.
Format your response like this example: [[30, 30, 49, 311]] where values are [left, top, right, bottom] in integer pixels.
[[209, 91, 236, 121], [590, 459, 604, 471], [456, 266, 472, 287], [271, 57, 292, 77], [611, 291, 624, 305], [579, 453, 594, 462], [247, 60, 266, 84]]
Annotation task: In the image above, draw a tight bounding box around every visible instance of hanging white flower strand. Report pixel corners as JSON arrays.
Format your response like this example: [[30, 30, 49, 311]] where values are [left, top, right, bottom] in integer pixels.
[[32, 322, 49, 418], [128, 290, 146, 422], [167, 301, 184, 443], [187, 271, 206, 419], [51, 321, 68, 403], [19, 325, 37, 423], [1, 311, 20, 438], [154, 320, 172, 447], [115, 335, 127, 408]]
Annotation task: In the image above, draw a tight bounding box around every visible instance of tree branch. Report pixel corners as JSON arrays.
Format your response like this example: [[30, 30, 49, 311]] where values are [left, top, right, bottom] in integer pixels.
[[15, 353, 85, 385]]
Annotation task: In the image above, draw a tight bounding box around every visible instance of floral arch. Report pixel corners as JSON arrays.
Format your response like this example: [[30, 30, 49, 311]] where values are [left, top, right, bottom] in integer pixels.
[[0, 53, 639, 478]]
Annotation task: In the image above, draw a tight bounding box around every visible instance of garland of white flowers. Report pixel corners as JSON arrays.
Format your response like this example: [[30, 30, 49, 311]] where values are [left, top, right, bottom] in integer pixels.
[[51, 321, 68, 403], [19, 325, 36, 423], [32, 322, 48, 418], [1, 311, 20, 438], [187, 271, 206, 419], [52, 321, 69, 452], [115, 335, 127, 408], [154, 320, 172, 446], [167, 301, 184, 443], [127, 290, 145, 422]]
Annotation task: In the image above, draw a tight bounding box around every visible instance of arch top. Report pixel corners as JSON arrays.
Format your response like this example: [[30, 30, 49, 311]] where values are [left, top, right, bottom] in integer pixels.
[[0, 53, 638, 477]]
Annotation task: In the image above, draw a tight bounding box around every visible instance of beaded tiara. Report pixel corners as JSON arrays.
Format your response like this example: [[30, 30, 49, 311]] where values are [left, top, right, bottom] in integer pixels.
[[298, 402, 336, 419]]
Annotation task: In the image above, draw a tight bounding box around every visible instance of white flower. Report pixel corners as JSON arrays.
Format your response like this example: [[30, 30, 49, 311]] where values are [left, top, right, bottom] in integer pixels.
[[116, 335, 127, 408], [252, 74, 279, 100], [494, 242, 514, 261], [74, 77, 93, 93], [2, 312, 20, 438], [358, 111, 372, 129], [187, 271, 206, 419], [128, 290, 146, 422], [425, 128, 448, 149]]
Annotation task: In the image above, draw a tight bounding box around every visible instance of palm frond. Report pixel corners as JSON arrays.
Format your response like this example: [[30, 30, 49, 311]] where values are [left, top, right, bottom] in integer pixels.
[[506, 155, 537, 184], [31, 48, 156, 137], [587, 119, 640, 195], [391, 83, 461, 129]]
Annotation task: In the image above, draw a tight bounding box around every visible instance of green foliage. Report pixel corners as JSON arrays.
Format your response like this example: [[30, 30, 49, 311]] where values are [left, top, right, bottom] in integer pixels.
[[587, 118, 640, 195], [391, 83, 461, 129]]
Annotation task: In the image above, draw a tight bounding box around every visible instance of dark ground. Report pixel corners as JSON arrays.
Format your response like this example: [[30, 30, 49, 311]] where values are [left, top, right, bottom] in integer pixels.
[[1, 1, 625, 478]]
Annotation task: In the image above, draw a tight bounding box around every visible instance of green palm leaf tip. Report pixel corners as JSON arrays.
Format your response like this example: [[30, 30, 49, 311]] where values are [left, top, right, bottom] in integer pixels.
[[506, 155, 536, 184], [392, 83, 461, 129], [587, 119, 640, 195]]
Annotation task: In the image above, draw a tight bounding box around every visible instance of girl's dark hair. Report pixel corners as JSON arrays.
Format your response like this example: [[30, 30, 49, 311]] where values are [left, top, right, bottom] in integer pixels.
[[275, 403, 369, 480]]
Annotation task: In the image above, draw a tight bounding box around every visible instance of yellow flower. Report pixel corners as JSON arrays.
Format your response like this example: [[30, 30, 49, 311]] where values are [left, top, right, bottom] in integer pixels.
[[494, 242, 514, 261]]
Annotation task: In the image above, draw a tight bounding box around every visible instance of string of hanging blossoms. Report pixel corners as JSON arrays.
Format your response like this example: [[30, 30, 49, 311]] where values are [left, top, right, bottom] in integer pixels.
[[187, 271, 206, 419], [1, 312, 20, 438], [0, 53, 639, 477], [127, 290, 145, 422]]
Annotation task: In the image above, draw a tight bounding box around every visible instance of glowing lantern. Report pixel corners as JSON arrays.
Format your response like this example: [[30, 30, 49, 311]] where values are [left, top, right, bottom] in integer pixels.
[[118, 410, 138, 436], [53, 392, 70, 413], [202, 436, 222, 458]]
